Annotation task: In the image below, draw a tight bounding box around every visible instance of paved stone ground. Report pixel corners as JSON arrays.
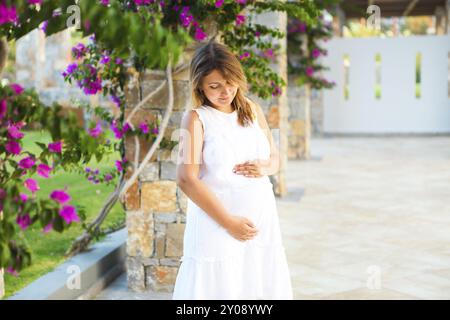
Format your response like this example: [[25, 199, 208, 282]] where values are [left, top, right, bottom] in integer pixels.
[[95, 137, 450, 300]]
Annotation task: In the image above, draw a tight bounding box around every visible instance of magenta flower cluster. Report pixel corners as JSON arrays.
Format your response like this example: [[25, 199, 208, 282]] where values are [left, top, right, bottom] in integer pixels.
[[85, 167, 113, 184]]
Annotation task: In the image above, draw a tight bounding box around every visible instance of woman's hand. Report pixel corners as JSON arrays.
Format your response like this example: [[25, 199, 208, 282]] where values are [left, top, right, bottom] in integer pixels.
[[224, 215, 259, 242], [233, 159, 269, 178]]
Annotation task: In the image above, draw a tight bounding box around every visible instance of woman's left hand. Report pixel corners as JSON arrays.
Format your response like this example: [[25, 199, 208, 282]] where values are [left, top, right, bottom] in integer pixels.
[[232, 160, 267, 178]]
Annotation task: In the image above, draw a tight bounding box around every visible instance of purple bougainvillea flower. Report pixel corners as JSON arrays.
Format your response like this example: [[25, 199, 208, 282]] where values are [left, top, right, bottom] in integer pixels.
[[24, 178, 40, 193], [235, 15, 245, 26], [139, 122, 149, 134], [40, 20, 48, 33], [82, 77, 102, 95], [0, 3, 18, 25], [6, 267, 19, 277], [62, 63, 78, 77], [18, 156, 36, 169], [0, 99, 7, 120], [239, 52, 250, 60], [115, 160, 123, 172], [264, 48, 274, 59], [48, 140, 62, 153], [59, 205, 80, 224], [134, 0, 153, 5], [28, 0, 43, 4], [110, 120, 123, 139], [16, 213, 31, 231], [20, 193, 28, 202], [50, 189, 71, 204], [122, 122, 131, 134], [105, 174, 113, 182], [236, 0, 247, 4], [88, 121, 102, 138], [306, 66, 314, 77], [299, 22, 306, 33], [37, 163, 52, 178], [100, 0, 110, 5], [7, 123, 24, 139], [312, 48, 320, 58], [180, 6, 193, 28], [72, 43, 87, 59], [115, 58, 123, 64], [5, 140, 21, 155], [43, 222, 53, 234], [10, 83, 24, 95], [194, 27, 207, 41], [272, 86, 282, 97], [215, 0, 224, 8], [100, 55, 110, 64], [152, 126, 159, 135], [110, 95, 121, 108]]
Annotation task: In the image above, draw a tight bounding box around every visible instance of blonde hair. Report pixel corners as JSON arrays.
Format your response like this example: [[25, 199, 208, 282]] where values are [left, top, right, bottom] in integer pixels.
[[189, 40, 255, 127]]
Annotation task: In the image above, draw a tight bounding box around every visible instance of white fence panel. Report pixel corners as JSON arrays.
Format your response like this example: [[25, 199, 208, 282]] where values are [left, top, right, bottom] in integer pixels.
[[322, 35, 450, 133]]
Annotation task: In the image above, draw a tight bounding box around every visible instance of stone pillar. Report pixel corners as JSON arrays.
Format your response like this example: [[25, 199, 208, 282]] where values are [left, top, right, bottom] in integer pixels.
[[123, 57, 192, 292], [287, 30, 311, 160], [251, 10, 289, 197], [16, 29, 46, 90], [435, 6, 447, 35], [16, 28, 72, 90], [15, 28, 92, 109], [287, 82, 311, 160], [332, 5, 346, 37]]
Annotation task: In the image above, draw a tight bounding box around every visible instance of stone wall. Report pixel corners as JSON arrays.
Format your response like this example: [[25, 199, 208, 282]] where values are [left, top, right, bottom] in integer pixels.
[[287, 82, 324, 159], [249, 10, 289, 196], [123, 67, 191, 292]]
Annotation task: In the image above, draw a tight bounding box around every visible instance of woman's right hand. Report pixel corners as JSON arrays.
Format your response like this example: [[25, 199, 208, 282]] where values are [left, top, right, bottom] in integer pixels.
[[224, 215, 259, 242]]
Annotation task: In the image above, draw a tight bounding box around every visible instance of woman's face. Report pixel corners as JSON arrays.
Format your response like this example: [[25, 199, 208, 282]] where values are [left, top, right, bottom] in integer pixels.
[[200, 69, 238, 109]]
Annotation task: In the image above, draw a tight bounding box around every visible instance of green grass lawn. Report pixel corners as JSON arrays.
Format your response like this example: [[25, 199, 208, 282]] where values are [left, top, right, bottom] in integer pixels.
[[2, 130, 126, 299]]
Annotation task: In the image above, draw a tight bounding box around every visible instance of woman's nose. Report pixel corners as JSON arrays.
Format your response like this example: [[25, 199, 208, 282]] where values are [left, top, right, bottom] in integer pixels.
[[222, 86, 233, 96]]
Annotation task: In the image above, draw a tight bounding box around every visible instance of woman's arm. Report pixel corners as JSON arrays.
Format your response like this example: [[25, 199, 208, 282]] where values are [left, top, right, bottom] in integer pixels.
[[243, 98, 280, 176], [176, 110, 232, 228]]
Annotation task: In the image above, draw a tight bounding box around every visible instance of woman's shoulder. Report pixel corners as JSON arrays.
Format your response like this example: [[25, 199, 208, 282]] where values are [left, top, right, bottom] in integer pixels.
[[181, 106, 209, 134]]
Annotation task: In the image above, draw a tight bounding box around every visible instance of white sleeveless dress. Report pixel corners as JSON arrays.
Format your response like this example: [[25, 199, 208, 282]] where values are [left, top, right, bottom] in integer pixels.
[[172, 104, 293, 300]]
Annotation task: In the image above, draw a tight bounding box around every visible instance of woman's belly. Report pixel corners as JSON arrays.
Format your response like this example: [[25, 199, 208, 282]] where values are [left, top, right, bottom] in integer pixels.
[[183, 180, 277, 259]]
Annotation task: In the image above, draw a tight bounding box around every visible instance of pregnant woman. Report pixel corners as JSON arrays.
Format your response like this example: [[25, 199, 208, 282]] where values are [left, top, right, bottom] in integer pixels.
[[172, 40, 293, 300]]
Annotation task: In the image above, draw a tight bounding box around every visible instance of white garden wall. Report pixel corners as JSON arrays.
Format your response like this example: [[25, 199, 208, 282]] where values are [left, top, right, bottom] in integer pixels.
[[321, 35, 450, 133]]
